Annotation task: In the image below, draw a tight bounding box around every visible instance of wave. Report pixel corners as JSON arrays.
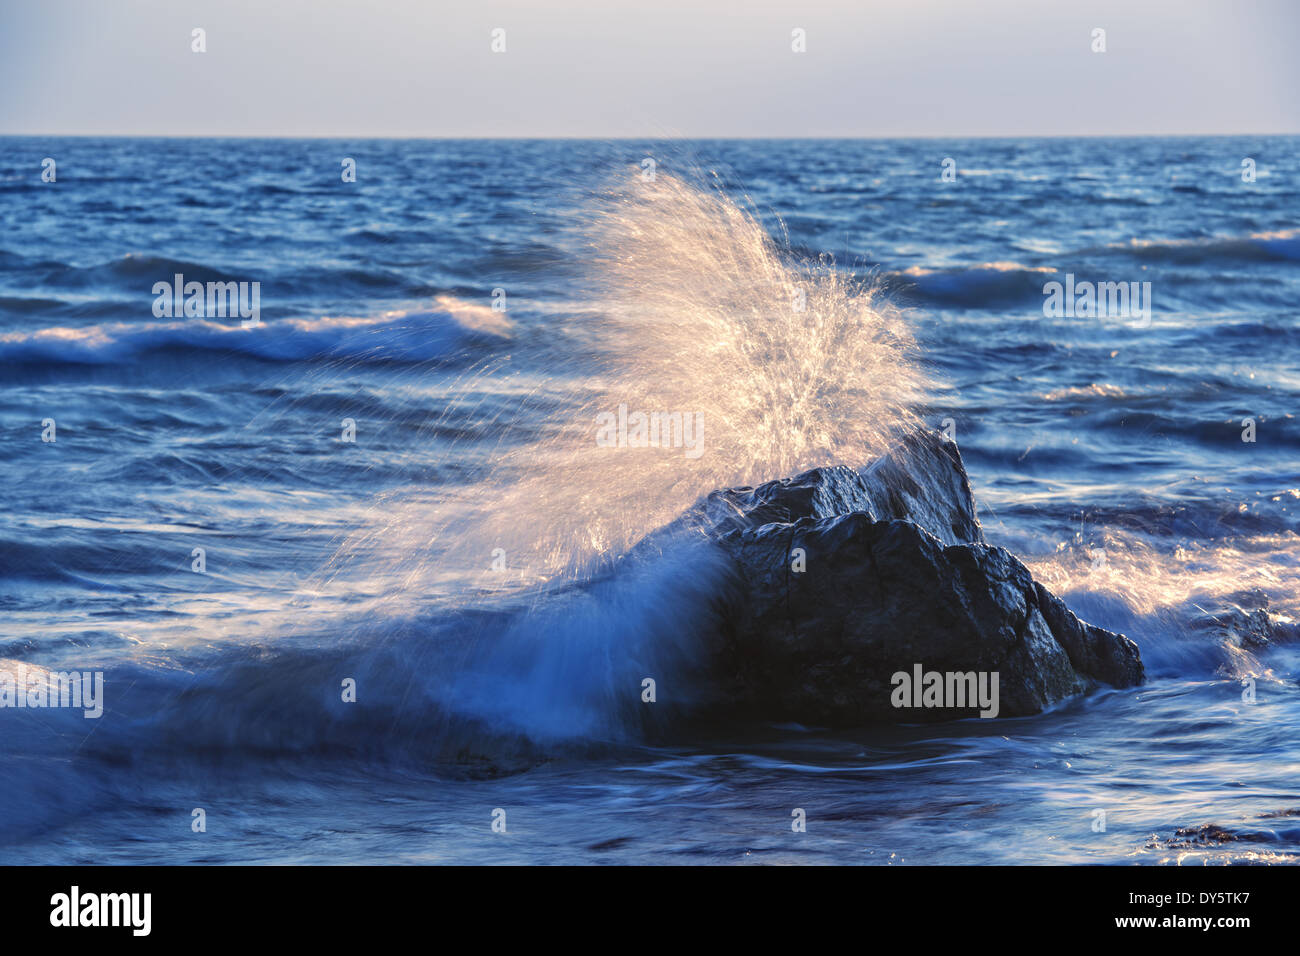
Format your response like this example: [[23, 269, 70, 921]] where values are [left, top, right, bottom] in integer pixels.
[[883, 231, 1300, 310], [888, 262, 1056, 308], [0, 533, 733, 790], [5, 510, 1295, 788], [1083, 230, 1300, 265], [1021, 527, 1300, 678], [0, 301, 511, 372], [20, 253, 237, 291]]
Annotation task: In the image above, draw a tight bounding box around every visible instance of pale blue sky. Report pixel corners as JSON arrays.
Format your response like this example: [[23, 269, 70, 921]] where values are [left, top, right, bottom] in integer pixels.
[[2, 0, 1296, 137]]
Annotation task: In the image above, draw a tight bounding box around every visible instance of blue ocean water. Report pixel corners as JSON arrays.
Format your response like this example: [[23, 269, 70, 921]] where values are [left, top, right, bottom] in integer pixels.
[[1, 136, 1298, 864]]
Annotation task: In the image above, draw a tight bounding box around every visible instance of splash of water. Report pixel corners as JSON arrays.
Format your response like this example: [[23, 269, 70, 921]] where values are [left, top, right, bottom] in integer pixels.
[[335, 170, 927, 605], [1025, 527, 1300, 679], [1029, 529, 1300, 621], [234, 168, 934, 745]]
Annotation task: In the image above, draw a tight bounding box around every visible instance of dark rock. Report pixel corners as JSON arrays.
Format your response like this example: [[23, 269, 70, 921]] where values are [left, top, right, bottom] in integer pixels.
[[697, 429, 984, 548], [694, 428, 1143, 724], [1032, 582, 1143, 689]]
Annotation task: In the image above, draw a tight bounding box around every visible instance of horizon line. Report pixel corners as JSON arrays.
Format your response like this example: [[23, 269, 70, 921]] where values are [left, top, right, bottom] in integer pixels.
[[3, 131, 1299, 141]]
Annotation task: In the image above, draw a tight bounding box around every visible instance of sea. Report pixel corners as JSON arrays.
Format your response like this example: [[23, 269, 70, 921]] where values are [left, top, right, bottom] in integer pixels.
[[1, 136, 1298, 864]]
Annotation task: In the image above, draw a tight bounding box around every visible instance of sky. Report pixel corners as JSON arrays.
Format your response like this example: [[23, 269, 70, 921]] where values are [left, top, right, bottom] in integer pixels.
[[1, 0, 1297, 138]]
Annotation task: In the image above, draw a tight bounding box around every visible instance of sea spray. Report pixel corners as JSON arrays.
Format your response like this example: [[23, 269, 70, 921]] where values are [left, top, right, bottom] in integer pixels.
[[299, 168, 929, 745], [1025, 526, 1300, 679], [334, 169, 927, 602]]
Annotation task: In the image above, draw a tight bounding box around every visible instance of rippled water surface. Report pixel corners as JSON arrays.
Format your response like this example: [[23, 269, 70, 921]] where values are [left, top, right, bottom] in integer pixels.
[[1, 137, 1298, 864]]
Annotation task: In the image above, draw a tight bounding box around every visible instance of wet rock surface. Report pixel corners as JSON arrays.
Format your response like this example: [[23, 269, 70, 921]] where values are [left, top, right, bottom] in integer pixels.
[[692, 430, 1144, 724]]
